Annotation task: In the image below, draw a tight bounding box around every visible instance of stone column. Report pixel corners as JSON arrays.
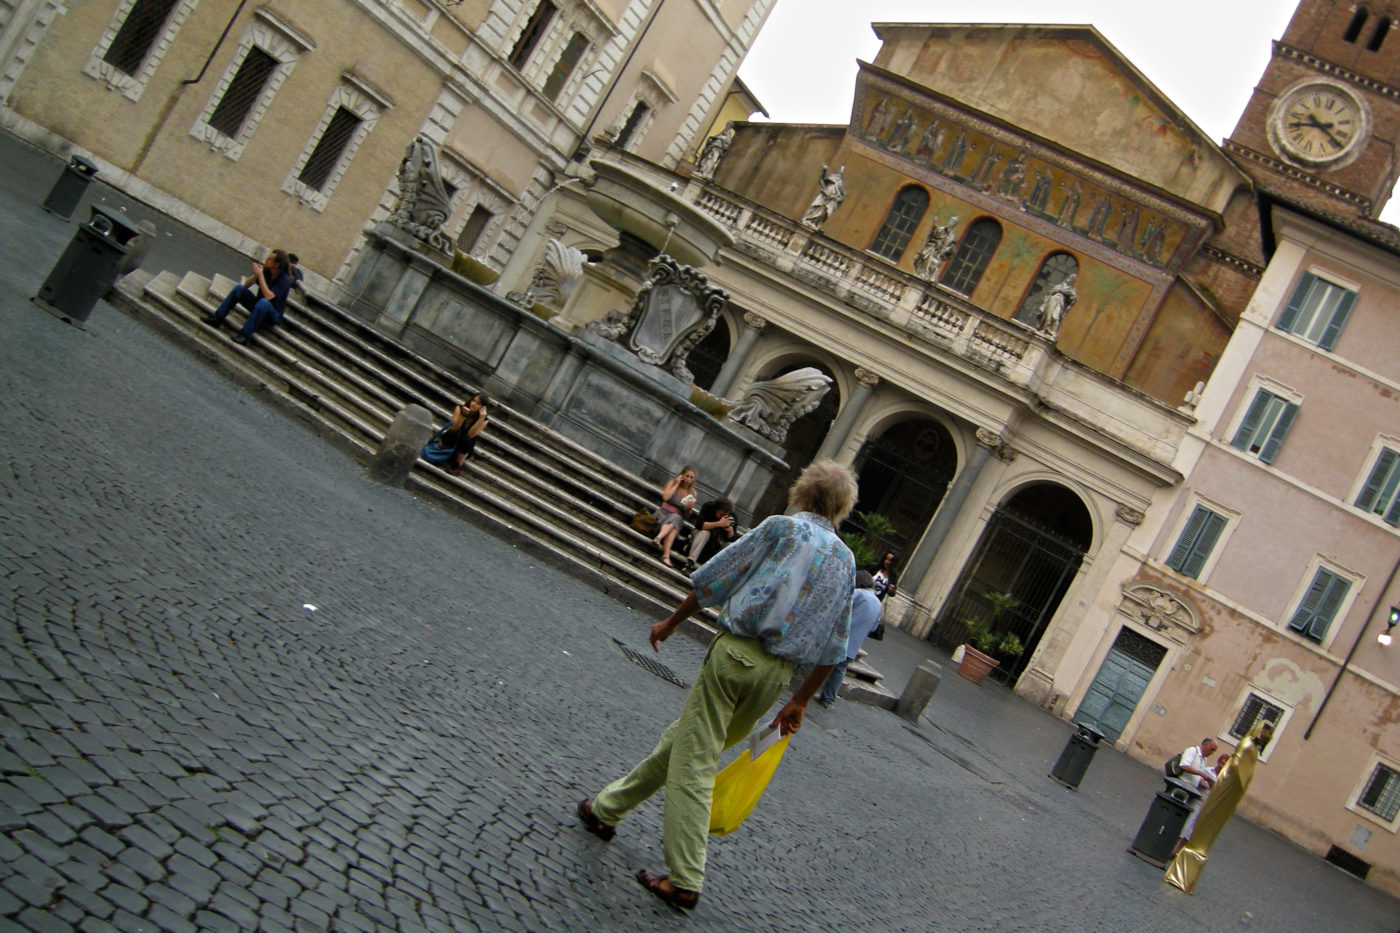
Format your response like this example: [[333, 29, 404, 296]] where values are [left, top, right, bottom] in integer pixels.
[[814, 367, 879, 461], [901, 427, 1005, 587], [708, 312, 766, 398]]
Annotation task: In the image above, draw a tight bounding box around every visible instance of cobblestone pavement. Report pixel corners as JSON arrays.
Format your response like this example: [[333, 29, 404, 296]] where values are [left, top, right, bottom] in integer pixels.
[[2, 131, 1398, 932]]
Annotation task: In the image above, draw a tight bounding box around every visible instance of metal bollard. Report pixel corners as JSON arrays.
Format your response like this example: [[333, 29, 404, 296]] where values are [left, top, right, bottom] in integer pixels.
[[368, 404, 437, 487], [32, 205, 142, 327], [1048, 722, 1106, 790], [1127, 776, 1203, 867], [42, 155, 99, 221]]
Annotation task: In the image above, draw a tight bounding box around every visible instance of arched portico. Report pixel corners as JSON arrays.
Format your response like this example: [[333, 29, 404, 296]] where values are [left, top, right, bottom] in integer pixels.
[[929, 481, 1094, 685], [846, 415, 957, 561]]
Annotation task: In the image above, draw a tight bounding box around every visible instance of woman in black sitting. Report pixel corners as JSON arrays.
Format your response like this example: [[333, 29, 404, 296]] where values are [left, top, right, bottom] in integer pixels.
[[422, 394, 490, 476]]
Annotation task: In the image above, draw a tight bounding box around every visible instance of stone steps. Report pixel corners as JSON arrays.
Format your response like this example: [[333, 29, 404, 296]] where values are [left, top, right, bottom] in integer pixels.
[[108, 268, 898, 706]]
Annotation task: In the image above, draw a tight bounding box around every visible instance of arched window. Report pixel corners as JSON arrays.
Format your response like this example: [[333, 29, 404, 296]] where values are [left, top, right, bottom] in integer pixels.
[[940, 218, 1001, 296], [1369, 15, 1391, 51], [1345, 7, 1369, 42], [869, 186, 929, 262], [1015, 252, 1079, 324]]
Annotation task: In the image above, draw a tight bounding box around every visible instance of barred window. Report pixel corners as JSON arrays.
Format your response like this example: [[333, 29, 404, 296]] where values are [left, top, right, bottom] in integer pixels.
[[457, 206, 494, 253], [869, 186, 929, 262], [1228, 693, 1284, 740], [299, 107, 362, 192], [103, 0, 180, 76], [615, 101, 650, 150], [542, 32, 588, 101], [1016, 252, 1078, 324], [1358, 763, 1400, 822], [940, 218, 1001, 296], [207, 47, 278, 139]]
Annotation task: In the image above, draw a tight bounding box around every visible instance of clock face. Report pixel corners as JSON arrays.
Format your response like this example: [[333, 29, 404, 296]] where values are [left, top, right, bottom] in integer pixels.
[[1272, 83, 1366, 166]]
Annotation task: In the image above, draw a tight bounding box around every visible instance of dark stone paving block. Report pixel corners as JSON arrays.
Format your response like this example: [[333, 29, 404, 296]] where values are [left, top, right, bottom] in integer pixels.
[[17, 906, 76, 933], [248, 879, 291, 910], [26, 809, 81, 846], [73, 795, 133, 832], [191, 909, 243, 933], [14, 828, 71, 867], [287, 898, 330, 929], [331, 909, 375, 932], [210, 840, 261, 879], [206, 891, 260, 930], [1, 780, 44, 816], [165, 855, 220, 907], [256, 901, 294, 930], [97, 883, 146, 917], [3, 871, 57, 908], [77, 827, 123, 859], [115, 825, 172, 863], [77, 920, 119, 933], [0, 832, 21, 864], [107, 909, 149, 933], [59, 883, 116, 921], [0, 885, 19, 916], [171, 836, 217, 870], [52, 859, 105, 892], [143, 902, 197, 933], [92, 785, 145, 817], [113, 848, 164, 885]]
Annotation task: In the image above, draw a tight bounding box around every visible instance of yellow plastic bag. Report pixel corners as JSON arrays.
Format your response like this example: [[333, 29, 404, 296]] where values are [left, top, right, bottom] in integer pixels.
[[708, 732, 790, 836]]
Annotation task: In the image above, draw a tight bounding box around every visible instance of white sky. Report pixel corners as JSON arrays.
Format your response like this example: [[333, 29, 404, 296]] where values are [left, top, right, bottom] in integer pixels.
[[737, 0, 1400, 225]]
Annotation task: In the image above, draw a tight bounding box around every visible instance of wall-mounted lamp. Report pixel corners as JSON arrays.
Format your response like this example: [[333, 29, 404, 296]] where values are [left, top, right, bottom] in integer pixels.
[[1379, 606, 1399, 647]]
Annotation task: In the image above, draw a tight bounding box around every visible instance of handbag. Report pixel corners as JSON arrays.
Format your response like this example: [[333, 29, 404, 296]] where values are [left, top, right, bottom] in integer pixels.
[[1164, 752, 1183, 778], [709, 729, 789, 836], [630, 508, 658, 535]]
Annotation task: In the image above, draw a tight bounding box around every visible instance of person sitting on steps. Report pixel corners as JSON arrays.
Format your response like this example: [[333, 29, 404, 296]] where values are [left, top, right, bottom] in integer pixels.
[[201, 249, 292, 347], [651, 466, 697, 568], [421, 394, 490, 476]]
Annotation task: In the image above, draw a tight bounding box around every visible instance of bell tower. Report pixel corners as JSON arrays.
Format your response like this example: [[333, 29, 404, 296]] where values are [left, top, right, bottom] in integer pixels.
[[1225, 1, 1400, 219]]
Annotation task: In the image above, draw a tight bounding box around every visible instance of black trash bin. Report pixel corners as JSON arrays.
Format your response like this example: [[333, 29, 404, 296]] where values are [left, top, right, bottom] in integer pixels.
[[42, 155, 99, 221], [33, 205, 143, 327], [1127, 776, 1203, 867], [1048, 722, 1106, 790]]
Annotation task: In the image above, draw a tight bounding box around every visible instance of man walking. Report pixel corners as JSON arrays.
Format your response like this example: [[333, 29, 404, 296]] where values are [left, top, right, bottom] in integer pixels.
[[576, 460, 858, 910], [202, 249, 292, 346]]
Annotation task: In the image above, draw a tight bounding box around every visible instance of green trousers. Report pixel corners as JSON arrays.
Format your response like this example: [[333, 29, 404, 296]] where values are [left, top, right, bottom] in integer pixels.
[[592, 633, 793, 893]]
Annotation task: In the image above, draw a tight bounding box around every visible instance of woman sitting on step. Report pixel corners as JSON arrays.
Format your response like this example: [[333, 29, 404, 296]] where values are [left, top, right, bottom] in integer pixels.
[[422, 394, 490, 476], [651, 466, 697, 568]]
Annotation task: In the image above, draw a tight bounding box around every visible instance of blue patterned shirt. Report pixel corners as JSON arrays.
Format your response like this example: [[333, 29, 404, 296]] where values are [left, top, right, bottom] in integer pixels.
[[690, 511, 855, 667]]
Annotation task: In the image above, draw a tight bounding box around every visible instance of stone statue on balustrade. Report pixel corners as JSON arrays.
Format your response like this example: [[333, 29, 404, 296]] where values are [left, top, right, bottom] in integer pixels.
[[693, 123, 735, 181], [800, 165, 845, 232], [913, 216, 960, 281], [388, 136, 454, 254], [586, 254, 727, 385], [1036, 273, 1077, 339], [726, 368, 831, 443]]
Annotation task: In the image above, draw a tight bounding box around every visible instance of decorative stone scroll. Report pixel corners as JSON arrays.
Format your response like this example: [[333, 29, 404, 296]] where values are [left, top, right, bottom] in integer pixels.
[[388, 136, 454, 254], [516, 238, 587, 309], [1119, 582, 1199, 641], [727, 368, 832, 443], [586, 254, 728, 384]]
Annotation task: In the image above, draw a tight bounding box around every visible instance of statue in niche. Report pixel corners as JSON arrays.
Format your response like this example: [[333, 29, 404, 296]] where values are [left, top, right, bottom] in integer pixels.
[[693, 123, 734, 181], [941, 129, 969, 173], [888, 110, 914, 151], [585, 254, 727, 384], [1023, 171, 1051, 212], [1036, 273, 1077, 339], [998, 154, 1027, 199], [1058, 180, 1082, 226], [801, 165, 845, 231], [388, 136, 454, 254], [913, 216, 960, 281], [1086, 194, 1113, 239], [727, 367, 832, 443], [914, 119, 944, 160]]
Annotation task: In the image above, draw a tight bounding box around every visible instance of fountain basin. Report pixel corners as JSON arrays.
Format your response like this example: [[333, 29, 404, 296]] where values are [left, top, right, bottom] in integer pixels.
[[585, 160, 734, 269]]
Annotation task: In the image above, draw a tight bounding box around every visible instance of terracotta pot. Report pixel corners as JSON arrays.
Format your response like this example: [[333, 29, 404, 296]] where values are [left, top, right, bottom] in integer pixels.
[[957, 645, 1001, 684]]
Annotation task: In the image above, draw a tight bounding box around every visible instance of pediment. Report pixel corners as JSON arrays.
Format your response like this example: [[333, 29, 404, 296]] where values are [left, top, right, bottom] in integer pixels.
[[865, 24, 1246, 211]]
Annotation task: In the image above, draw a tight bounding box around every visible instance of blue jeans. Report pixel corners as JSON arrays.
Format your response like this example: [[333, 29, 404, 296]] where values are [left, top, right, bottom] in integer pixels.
[[212, 284, 280, 338], [817, 659, 850, 704]]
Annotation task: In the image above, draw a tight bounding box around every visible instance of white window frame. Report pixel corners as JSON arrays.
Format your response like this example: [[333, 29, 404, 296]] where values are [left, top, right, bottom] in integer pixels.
[[1350, 436, 1400, 527], [1226, 375, 1303, 464], [1348, 754, 1400, 832], [1162, 496, 1238, 582], [504, 0, 615, 107], [1219, 685, 1293, 763], [1280, 556, 1363, 649], [82, 0, 199, 102], [189, 11, 313, 160], [281, 74, 390, 212], [1276, 268, 1358, 351]]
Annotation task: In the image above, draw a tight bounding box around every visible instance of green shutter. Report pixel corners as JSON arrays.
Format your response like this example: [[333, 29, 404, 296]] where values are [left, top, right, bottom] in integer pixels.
[[1258, 401, 1298, 464], [1165, 506, 1208, 571], [1288, 569, 1332, 634], [1180, 511, 1228, 579], [1318, 289, 1357, 350], [1277, 272, 1315, 333], [1289, 569, 1350, 641], [1356, 448, 1399, 511], [1231, 391, 1271, 451]]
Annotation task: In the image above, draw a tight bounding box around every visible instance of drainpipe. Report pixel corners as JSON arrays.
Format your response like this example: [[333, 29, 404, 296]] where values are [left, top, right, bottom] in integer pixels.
[[1302, 548, 1400, 740]]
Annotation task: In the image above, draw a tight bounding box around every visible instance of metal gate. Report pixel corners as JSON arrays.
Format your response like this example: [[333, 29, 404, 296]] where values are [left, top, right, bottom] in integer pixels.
[[1075, 628, 1168, 742], [928, 507, 1085, 684], [848, 426, 952, 558]]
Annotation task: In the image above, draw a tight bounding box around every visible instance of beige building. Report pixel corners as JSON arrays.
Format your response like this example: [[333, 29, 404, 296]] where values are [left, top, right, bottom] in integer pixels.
[[0, 0, 773, 279]]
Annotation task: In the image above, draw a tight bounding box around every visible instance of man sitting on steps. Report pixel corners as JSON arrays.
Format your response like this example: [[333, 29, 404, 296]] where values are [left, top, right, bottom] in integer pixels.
[[201, 249, 292, 347]]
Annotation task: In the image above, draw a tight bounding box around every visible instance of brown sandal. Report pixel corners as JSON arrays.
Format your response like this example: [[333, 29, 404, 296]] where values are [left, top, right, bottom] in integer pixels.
[[576, 798, 615, 841], [635, 870, 699, 910]]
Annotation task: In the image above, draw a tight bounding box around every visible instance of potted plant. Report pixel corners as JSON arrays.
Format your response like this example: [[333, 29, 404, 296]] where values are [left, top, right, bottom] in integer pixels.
[[957, 591, 1023, 684]]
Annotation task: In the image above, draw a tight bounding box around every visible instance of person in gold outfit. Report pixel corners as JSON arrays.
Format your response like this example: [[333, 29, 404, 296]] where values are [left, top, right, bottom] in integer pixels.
[[1165, 720, 1275, 893]]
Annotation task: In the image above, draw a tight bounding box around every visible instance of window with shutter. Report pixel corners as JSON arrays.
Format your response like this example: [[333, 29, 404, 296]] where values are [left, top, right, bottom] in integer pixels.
[[1355, 447, 1400, 526], [1165, 505, 1228, 579], [1287, 567, 1351, 642], [1230, 389, 1299, 463], [1276, 272, 1357, 350]]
